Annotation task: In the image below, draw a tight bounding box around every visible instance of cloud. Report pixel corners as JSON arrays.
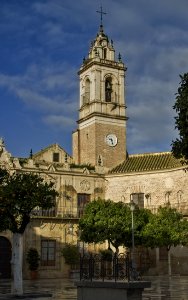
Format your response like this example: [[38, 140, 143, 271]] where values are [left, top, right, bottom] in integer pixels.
[[0, 60, 78, 129], [1, 0, 188, 157], [43, 115, 75, 129]]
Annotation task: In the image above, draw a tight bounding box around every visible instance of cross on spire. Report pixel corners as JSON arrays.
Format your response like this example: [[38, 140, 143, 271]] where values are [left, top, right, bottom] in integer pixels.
[[96, 6, 107, 26]]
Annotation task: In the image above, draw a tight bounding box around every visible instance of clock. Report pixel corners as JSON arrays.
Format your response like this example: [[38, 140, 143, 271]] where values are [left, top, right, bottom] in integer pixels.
[[105, 134, 118, 147]]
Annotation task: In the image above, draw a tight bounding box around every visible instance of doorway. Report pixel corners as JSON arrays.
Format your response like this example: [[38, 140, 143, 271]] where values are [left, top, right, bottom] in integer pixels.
[[0, 236, 12, 278]]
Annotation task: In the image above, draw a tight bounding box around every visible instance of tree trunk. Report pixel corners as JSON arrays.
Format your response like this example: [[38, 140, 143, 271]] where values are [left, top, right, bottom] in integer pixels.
[[11, 233, 23, 295], [168, 249, 171, 276]]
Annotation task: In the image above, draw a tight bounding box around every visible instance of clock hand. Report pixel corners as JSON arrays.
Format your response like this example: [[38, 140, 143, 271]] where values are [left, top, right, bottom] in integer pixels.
[[110, 138, 114, 145]]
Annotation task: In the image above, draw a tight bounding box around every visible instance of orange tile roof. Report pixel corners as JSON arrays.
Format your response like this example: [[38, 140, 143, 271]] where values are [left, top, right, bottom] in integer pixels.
[[109, 152, 183, 174]]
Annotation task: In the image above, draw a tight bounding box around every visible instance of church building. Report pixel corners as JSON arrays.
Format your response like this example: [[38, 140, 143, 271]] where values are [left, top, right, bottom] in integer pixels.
[[0, 19, 188, 279]]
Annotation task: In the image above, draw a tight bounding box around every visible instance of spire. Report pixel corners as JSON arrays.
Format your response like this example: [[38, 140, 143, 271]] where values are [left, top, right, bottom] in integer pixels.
[[96, 6, 107, 33], [80, 7, 125, 65]]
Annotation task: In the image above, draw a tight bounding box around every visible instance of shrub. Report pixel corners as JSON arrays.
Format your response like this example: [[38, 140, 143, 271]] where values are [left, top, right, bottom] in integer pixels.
[[61, 243, 80, 269], [26, 248, 40, 271]]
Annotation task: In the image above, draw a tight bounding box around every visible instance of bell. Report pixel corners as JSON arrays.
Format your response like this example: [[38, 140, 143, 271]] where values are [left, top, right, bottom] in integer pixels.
[[106, 82, 111, 89]]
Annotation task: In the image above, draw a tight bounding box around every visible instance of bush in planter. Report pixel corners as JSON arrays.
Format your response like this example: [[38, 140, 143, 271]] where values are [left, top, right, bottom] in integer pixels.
[[26, 248, 40, 271], [61, 243, 80, 269]]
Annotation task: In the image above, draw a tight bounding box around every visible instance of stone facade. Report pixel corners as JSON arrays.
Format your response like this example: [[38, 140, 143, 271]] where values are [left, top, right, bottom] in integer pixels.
[[106, 167, 188, 210]]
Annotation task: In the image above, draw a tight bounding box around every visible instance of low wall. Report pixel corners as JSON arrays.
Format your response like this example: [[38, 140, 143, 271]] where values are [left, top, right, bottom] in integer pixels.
[[75, 281, 151, 300]]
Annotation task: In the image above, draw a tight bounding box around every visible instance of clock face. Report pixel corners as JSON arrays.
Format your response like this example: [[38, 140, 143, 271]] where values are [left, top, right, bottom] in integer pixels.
[[105, 134, 118, 147]]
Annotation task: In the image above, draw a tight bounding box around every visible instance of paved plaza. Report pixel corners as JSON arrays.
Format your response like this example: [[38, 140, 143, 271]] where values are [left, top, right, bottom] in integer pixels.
[[0, 276, 188, 299]]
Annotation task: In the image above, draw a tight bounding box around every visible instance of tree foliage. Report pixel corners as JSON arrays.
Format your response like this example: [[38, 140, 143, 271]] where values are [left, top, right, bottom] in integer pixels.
[[79, 198, 151, 250], [0, 169, 58, 296], [143, 206, 188, 250], [79, 199, 188, 251], [172, 73, 188, 163], [0, 170, 58, 233]]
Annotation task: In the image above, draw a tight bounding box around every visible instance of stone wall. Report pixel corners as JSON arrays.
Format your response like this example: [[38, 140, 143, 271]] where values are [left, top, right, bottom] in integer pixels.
[[106, 167, 188, 210]]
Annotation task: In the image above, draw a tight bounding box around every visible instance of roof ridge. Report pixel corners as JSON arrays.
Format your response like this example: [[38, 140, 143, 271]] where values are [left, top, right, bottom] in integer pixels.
[[128, 151, 172, 158]]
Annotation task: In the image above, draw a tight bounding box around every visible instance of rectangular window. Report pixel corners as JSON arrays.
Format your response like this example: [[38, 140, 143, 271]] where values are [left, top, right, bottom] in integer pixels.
[[41, 239, 56, 266], [131, 193, 144, 208], [53, 153, 59, 162], [77, 194, 90, 217]]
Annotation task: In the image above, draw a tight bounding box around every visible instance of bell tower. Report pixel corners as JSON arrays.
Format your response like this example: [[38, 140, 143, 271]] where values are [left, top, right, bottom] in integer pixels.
[[72, 15, 127, 169]]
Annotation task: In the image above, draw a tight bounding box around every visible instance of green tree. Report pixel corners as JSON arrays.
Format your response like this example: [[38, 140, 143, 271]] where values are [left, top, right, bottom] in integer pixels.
[[172, 73, 188, 164], [143, 205, 188, 249], [0, 169, 58, 296], [79, 198, 151, 252], [143, 205, 188, 275]]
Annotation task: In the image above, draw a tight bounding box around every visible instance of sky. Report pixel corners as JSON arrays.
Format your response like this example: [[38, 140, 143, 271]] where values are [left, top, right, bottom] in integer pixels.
[[0, 0, 188, 158]]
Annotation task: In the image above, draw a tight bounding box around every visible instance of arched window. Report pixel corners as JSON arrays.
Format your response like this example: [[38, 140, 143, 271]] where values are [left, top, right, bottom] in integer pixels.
[[165, 191, 171, 203], [105, 77, 112, 102], [84, 79, 90, 104]]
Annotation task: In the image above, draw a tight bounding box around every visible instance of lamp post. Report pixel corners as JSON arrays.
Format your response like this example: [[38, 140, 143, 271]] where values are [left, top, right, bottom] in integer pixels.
[[130, 198, 135, 267]]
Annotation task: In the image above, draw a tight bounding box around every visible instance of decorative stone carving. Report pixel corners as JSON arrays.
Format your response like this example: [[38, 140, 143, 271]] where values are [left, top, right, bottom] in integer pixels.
[[0, 138, 13, 168], [12, 158, 21, 169], [80, 180, 90, 191]]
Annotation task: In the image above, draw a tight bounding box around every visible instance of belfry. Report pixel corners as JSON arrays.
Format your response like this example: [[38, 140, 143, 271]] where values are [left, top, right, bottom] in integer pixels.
[[72, 13, 127, 169]]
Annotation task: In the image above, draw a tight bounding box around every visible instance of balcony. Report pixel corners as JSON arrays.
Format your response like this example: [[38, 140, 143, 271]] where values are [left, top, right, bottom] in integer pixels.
[[31, 206, 85, 219]]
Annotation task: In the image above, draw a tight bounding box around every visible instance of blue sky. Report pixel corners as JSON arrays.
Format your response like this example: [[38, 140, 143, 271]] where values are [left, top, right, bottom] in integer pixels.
[[0, 0, 188, 158]]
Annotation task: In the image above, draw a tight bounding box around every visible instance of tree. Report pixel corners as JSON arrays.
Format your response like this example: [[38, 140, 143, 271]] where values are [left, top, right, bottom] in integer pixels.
[[79, 198, 151, 252], [143, 205, 188, 275], [172, 73, 188, 164], [143, 205, 188, 249], [79, 199, 120, 250], [0, 170, 58, 296]]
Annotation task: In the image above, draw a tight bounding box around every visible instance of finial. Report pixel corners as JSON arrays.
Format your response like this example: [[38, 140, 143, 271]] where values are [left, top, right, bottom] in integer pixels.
[[118, 53, 122, 62], [98, 155, 102, 166], [30, 149, 33, 159], [96, 6, 107, 27], [83, 57, 85, 63]]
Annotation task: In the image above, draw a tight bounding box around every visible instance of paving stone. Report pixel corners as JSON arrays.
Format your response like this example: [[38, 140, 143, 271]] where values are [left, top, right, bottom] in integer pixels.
[[1, 277, 188, 299]]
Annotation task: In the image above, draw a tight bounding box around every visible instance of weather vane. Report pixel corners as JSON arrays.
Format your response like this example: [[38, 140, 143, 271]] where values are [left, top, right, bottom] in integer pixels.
[[96, 6, 107, 26]]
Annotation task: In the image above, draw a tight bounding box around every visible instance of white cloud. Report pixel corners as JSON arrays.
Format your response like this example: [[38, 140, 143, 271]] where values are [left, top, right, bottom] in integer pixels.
[[0, 60, 78, 129], [1, 0, 188, 157], [43, 115, 75, 129]]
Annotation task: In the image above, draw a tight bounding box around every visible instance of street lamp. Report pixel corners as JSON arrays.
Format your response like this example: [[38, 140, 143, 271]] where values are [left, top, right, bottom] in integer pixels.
[[130, 197, 136, 268]]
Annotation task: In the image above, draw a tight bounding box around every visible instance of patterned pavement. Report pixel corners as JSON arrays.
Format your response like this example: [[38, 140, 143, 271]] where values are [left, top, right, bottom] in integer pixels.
[[143, 276, 188, 300], [0, 276, 188, 299]]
